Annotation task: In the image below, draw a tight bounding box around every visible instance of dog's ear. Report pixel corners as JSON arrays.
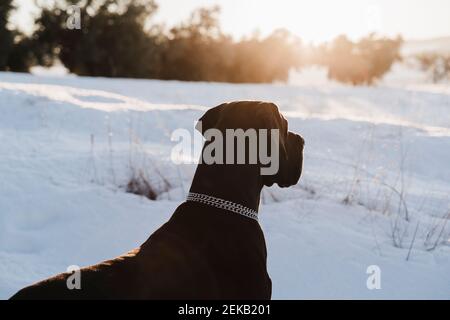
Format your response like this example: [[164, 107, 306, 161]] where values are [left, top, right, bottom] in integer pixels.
[[195, 103, 226, 136]]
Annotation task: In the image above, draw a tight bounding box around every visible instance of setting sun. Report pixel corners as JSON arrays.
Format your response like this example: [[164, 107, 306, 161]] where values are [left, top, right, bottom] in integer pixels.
[[148, 0, 450, 42]]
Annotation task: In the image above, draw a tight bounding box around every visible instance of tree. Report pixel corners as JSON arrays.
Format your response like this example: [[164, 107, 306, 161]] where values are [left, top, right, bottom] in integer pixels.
[[32, 0, 162, 77], [325, 34, 402, 85], [0, 0, 15, 70], [416, 53, 450, 83], [160, 6, 233, 81], [160, 8, 303, 83], [230, 29, 303, 83]]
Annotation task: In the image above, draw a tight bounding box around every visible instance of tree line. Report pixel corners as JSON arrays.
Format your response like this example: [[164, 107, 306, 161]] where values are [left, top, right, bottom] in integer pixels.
[[416, 53, 450, 83], [0, 0, 403, 85]]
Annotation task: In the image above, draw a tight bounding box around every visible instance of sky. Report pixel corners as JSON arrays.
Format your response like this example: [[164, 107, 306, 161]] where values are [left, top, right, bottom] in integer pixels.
[[11, 0, 450, 43]]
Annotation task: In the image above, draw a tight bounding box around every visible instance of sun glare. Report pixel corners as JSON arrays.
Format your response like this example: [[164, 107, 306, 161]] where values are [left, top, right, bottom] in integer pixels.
[[220, 0, 379, 43]]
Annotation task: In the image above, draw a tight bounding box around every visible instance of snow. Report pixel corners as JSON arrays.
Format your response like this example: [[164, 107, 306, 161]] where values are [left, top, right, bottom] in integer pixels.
[[0, 70, 449, 299]]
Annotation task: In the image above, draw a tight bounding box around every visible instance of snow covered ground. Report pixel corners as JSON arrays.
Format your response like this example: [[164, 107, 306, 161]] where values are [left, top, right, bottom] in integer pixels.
[[0, 70, 449, 299]]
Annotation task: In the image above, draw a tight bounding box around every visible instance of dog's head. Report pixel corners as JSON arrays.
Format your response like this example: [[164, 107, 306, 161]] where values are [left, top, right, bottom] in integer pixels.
[[196, 101, 304, 188]]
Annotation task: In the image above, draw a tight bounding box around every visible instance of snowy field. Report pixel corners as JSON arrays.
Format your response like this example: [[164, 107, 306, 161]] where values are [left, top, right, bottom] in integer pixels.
[[0, 69, 449, 299]]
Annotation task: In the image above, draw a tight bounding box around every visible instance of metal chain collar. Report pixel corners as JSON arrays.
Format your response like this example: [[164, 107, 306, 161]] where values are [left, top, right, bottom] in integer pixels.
[[186, 192, 259, 221]]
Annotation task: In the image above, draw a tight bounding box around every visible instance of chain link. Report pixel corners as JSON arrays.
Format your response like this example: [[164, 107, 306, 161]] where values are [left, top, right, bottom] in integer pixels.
[[186, 192, 259, 221]]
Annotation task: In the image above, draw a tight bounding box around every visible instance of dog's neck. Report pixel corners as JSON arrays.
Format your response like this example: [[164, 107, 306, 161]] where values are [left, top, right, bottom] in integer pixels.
[[189, 163, 263, 212]]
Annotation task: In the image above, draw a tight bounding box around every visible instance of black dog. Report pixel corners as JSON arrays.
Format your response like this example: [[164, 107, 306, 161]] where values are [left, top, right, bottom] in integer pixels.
[[10, 101, 304, 300]]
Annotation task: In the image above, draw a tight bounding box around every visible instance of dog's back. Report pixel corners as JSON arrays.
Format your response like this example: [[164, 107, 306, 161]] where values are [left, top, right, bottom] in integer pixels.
[[10, 201, 271, 300]]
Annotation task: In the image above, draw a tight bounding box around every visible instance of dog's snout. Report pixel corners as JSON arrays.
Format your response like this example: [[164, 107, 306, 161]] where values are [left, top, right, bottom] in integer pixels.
[[288, 131, 305, 151], [299, 135, 305, 148]]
